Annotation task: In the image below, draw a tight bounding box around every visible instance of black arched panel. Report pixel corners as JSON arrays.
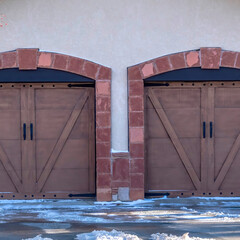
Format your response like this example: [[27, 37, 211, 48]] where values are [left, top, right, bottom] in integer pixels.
[[0, 68, 94, 84], [145, 67, 240, 84]]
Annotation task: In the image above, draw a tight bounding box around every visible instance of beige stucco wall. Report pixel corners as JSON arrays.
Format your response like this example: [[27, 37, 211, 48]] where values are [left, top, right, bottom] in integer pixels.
[[1, 0, 240, 151]]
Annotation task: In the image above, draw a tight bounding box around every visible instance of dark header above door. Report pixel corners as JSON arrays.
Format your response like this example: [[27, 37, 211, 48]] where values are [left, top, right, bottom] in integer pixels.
[[145, 67, 240, 83], [0, 68, 95, 84]]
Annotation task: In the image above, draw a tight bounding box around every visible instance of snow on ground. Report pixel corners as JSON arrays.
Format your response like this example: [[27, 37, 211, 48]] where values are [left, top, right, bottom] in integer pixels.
[[23, 235, 53, 240], [0, 197, 239, 224], [151, 232, 215, 240], [76, 230, 141, 240], [23, 231, 216, 240]]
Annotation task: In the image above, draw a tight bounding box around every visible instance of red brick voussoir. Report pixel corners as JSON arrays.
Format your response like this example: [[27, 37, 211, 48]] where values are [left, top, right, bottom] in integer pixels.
[[0, 48, 112, 201], [127, 47, 240, 200]]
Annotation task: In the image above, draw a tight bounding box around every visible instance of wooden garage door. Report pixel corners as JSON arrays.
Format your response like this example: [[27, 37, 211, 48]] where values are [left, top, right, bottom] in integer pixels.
[[145, 82, 240, 197], [0, 83, 95, 199]]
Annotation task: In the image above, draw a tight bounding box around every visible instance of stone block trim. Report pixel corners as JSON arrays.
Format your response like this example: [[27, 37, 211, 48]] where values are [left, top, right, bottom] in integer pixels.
[[18, 49, 38, 70], [0, 48, 112, 201], [111, 152, 130, 201], [127, 47, 240, 201], [201, 47, 222, 69], [1, 51, 17, 68]]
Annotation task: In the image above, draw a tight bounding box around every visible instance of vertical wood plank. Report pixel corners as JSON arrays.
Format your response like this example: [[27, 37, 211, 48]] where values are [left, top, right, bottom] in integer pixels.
[[88, 88, 95, 193], [207, 87, 215, 190], [21, 87, 29, 193], [144, 87, 149, 192], [26, 87, 36, 193], [200, 87, 208, 191]]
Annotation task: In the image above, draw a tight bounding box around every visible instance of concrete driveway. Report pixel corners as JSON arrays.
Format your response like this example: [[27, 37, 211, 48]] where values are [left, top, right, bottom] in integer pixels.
[[0, 197, 239, 239]]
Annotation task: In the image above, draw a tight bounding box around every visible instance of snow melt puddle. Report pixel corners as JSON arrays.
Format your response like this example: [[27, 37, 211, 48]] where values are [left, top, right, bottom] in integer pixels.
[[23, 231, 215, 240]]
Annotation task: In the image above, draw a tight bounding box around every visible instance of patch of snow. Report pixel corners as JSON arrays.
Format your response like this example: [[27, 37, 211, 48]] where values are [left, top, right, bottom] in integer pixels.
[[128, 210, 188, 216], [197, 202, 218, 206], [23, 235, 53, 240], [203, 211, 238, 217], [191, 197, 240, 200], [159, 203, 186, 206], [37, 211, 114, 223], [94, 198, 157, 206], [151, 232, 215, 240], [76, 230, 141, 240], [197, 211, 240, 222], [180, 207, 197, 213], [111, 149, 129, 153]]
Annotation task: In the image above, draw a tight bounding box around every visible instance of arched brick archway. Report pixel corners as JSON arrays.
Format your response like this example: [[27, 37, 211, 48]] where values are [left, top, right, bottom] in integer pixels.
[[128, 47, 240, 200], [0, 48, 112, 201]]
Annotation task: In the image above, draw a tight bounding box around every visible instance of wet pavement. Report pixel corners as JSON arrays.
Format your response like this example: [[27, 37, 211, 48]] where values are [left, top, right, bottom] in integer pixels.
[[0, 197, 239, 239]]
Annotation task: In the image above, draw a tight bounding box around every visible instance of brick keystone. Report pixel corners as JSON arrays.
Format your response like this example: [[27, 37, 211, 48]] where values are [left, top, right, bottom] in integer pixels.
[[18, 48, 38, 70], [201, 47, 221, 69]]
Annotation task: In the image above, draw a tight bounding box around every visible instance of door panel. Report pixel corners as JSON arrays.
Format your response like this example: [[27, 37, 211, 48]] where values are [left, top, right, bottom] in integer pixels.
[[0, 84, 95, 199], [145, 86, 203, 193], [214, 87, 240, 192], [146, 83, 240, 196], [33, 87, 95, 195], [0, 88, 24, 194]]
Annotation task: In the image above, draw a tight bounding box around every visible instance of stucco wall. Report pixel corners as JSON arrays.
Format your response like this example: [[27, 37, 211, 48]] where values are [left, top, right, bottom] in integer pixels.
[[1, 0, 240, 152]]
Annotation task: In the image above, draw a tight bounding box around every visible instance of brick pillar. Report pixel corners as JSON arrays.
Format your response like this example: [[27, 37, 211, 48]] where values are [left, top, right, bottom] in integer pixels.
[[111, 152, 130, 201], [128, 66, 145, 200], [96, 78, 112, 201]]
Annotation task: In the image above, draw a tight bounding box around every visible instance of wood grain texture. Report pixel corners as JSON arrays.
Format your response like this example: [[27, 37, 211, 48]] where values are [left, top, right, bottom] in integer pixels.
[[207, 87, 215, 190], [36, 90, 89, 192], [214, 133, 240, 190], [148, 88, 201, 190], [0, 144, 23, 192]]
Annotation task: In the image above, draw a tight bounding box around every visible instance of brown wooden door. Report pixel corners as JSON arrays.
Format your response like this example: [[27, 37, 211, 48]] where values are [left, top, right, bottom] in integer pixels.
[[211, 87, 240, 193], [0, 87, 24, 195], [0, 83, 95, 199], [145, 82, 240, 196], [145, 85, 204, 194]]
